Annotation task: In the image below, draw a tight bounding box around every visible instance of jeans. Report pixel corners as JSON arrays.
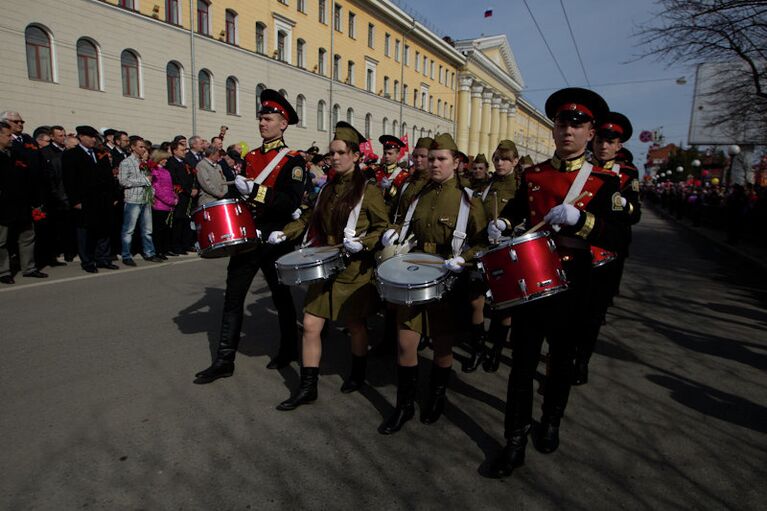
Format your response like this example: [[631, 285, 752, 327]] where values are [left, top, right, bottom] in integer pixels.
[[121, 202, 155, 259]]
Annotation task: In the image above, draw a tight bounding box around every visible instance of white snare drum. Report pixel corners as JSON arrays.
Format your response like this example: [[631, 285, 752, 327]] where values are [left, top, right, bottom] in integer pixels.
[[275, 247, 346, 286], [374, 253, 455, 305]]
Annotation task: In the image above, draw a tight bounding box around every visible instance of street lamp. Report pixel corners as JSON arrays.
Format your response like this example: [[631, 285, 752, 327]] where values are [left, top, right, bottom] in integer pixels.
[[726, 145, 741, 187], [676, 166, 684, 173]]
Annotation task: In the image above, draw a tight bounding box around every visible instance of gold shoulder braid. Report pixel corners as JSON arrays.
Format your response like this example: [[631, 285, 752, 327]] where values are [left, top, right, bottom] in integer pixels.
[[262, 138, 286, 152], [551, 153, 586, 172]]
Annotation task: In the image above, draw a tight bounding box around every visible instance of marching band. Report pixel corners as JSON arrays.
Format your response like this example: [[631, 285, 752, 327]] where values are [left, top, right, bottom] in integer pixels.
[[192, 86, 639, 478]]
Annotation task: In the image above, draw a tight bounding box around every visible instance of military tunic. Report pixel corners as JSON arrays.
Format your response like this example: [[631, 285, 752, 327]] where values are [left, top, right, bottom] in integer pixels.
[[392, 176, 487, 337], [283, 172, 389, 322], [391, 169, 430, 223]]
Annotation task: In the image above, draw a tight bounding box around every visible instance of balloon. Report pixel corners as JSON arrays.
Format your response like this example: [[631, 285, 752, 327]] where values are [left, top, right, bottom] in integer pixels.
[[711, 177, 720, 185], [238, 141, 249, 157]]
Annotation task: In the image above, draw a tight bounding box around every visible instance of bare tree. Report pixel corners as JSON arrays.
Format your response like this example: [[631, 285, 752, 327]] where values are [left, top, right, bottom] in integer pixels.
[[635, 0, 767, 140]]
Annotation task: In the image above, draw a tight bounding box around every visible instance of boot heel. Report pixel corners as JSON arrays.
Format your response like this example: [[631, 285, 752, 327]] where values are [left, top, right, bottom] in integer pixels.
[[276, 367, 319, 411]]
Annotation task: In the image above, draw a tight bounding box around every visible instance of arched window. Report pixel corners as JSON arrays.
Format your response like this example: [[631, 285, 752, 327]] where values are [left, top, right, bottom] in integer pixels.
[[393, 80, 399, 101], [402, 84, 408, 104], [166, 61, 183, 105], [365, 113, 372, 138], [256, 83, 266, 111], [427, 130, 433, 138], [382, 117, 389, 135], [225, 10, 238, 45], [198, 69, 212, 110], [346, 107, 354, 124], [296, 39, 305, 68], [197, 0, 210, 35], [318, 48, 326, 75], [277, 30, 287, 61], [332, 104, 340, 126], [120, 49, 140, 98], [296, 95, 306, 127], [226, 76, 238, 114], [256, 22, 266, 54], [317, 100, 327, 131], [401, 122, 407, 138], [421, 128, 426, 138], [25, 25, 53, 82], [412, 125, 417, 142], [392, 120, 398, 137], [76, 38, 99, 90], [333, 54, 341, 80]]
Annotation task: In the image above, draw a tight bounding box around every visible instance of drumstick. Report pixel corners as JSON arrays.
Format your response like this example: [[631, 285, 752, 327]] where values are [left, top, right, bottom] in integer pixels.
[[313, 232, 382, 251], [523, 190, 590, 236], [491, 192, 500, 246], [403, 258, 474, 268]]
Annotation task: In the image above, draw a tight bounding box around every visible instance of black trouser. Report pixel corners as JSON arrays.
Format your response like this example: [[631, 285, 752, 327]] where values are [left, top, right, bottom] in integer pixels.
[[76, 225, 111, 268], [220, 241, 298, 357], [576, 263, 614, 367], [504, 254, 591, 435], [152, 209, 172, 255], [171, 215, 191, 252]]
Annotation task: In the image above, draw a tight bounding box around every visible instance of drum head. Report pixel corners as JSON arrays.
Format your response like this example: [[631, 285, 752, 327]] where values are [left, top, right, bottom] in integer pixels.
[[377, 253, 446, 285], [277, 247, 339, 266]]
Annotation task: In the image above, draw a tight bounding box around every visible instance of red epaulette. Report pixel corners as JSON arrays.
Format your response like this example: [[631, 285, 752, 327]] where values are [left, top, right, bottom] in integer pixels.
[[286, 150, 301, 157], [590, 166, 617, 177]]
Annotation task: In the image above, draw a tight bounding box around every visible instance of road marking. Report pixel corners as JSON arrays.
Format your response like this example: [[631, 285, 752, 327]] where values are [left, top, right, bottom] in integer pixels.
[[0, 257, 209, 293]]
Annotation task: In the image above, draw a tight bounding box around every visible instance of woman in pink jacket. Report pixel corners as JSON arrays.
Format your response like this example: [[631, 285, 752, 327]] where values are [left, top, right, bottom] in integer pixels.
[[150, 150, 179, 259]]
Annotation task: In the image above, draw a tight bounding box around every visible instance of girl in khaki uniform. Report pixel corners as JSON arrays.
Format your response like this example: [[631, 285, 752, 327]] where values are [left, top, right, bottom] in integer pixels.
[[268, 122, 390, 411]]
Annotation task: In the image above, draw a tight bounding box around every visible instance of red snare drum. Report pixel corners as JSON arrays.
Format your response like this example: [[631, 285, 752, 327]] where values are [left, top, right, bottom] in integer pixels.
[[192, 199, 259, 258], [477, 231, 568, 309], [590, 245, 616, 268]]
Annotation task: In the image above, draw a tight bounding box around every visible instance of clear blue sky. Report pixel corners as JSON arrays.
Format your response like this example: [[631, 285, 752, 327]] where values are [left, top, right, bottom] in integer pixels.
[[414, 0, 694, 166]]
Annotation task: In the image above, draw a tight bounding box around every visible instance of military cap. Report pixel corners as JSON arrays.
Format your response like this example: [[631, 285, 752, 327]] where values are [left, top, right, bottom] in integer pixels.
[[597, 112, 633, 143], [474, 153, 489, 165], [76, 125, 101, 138], [545, 87, 609, 124], [616, 147, 634, 164], [521, 155, 535, 166], [495, 139, 519, 155], [333, 121, 366, 146], [379, 134, 405, 150], [259, 88, 299, 125], [414, 136, 434, 149], [430, 133, 459, 152]]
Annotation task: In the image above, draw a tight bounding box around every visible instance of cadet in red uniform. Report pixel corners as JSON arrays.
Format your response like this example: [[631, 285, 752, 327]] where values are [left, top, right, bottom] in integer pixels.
[[612, 146, 641, 297], [194, 89, 306, 384], [486, 88, 627, 477], [375, 135, 409, 206], [574, 112, 641, 385]]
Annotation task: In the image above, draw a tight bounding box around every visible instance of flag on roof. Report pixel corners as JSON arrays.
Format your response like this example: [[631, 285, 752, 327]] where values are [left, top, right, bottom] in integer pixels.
[[484, 9, 493, 18]]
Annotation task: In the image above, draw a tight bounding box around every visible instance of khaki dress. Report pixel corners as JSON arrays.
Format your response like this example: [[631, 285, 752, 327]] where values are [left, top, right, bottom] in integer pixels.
[[391, 170, 430, 223], [392, 177, 487, 337], [283, 173, 390, 322]]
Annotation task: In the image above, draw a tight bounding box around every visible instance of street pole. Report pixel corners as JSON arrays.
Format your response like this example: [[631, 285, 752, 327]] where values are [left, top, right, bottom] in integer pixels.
[[328, 11, 334, 146], [399, 20, 416, 140], [188, 0, 197, 135]]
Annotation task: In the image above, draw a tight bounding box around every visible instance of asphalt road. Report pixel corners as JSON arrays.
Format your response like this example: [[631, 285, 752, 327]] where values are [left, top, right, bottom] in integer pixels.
[[1, 208, 765, 510]]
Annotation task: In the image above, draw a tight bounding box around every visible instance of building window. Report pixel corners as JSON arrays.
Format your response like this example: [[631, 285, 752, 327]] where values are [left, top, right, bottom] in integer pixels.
[[297, 0, 305, 13], [347, 60, 355, 85], [296, 39, 305, 68], [384, 33, 390, 57], [437, 99, 442, 117], [198, 69, 212, 110], [423, 56, 427, 76], [197, 0, 210, 35], [415, 51, 420, 72], [278, 0, 288, 4], [318, 0, 327, 24], [392, 120, 398, 137], [401, 122, 407, 138], [394, 39, 400, 62], [413, 90, 417, 107], [333, 54, 341, 81], [383, 76, 390, 97], [382, 117, 388, 135], [366, 69, 374, 92], [256, 22, 266, 54], [332, 104, 340, 125], [166, 61, 183, 105], [279, 88, 289, 98], [393, 80, 399, 101], [166, 0, 180, 24], [430, 60, 434, 79], [346, 107, 354, 124], [225, 10, 238, 45], [404, 44, 410, 66], [333, 3, 342, 32], [317, 100, 326, 130], [367, 23, 374, 48], [402, 84, 408, 103], [277, 30, 287, 61], [120, 49, 140, 98], [296, 94, 306, 127], [76, 38, 99, 91], [364, 113, 371, 138], [25, 25, 53, 82], [412, 125, 417, 141], [226, 76, 238, 114], [348, 12, 356, 38], [256, 83, 266, 111], [118, 0, 136, 10], [318, 48, 326, 75], [422, 92, 427, 110], [429, 96, 433, 113], [439, 65, 443, 84]]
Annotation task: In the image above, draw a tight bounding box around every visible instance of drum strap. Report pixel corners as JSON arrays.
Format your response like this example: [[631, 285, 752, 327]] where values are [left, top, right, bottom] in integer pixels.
[[392, 182, 410, 223], [451, 189, 473, 258], [481, 183, 492, 201], [301, 185, 366, 247], [389, 167, 403, 182], [564, 161, 593, 205], [254, 147, 291, 185]]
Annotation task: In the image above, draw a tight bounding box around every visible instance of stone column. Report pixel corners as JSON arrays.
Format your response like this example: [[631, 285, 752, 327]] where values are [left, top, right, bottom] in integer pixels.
[[455, 75, 473, 154], [467, 84, 484, 157], [478, 90, 493, 158], [498, 102, 509, 148], [489, 95, 502, 153], [506, 104, 517, 143]]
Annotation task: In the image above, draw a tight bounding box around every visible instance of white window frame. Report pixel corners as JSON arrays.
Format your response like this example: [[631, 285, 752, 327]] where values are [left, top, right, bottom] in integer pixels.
[[272, 13, 295, 65], [364, 57, 377, 93]]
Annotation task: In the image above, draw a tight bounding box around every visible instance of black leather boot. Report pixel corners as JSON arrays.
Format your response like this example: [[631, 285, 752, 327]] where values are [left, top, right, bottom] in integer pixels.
[[535, 416, 560, 454], [266, 339, 299, 370], [572, 359, 589, 386], [461, 324, 486, 373], [194, 312, 242, 384], [378, 365, 418, 434], [488, 425, 530, 478], [483, 325, 510, 373], [276, 367, 319, 411], [340, 354, 367, 393], [421, 364, 451, 424]]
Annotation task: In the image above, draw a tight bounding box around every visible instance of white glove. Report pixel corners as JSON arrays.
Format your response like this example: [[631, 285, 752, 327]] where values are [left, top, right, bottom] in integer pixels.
[[291, 208, 302, 220], [544, 203, 581, 227], [235, 175, 254, 195], [620, 197, 627, 207], [381, 228, 399, 247], [444, 256, 466, 273], [256, 229, 263, 240], [343, 238, 364, 253], [487, 219, 506, 242], [267, 231, 286, 244], [380, 177, 393, 189]]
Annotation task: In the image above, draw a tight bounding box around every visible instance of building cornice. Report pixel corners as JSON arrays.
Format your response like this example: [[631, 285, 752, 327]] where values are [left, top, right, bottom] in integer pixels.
[[458, 48, 523, 94]]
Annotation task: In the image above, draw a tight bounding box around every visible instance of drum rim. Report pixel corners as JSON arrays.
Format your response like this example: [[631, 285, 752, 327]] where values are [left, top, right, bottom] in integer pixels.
[[192, 198, 245, 216], [510, 230, 551, 245], [199, 238, 259, 258], [375, 252, 448, 288], [276, 247, 343, 269], [374, 271, 453, 290], [490, 283, 568, 309]]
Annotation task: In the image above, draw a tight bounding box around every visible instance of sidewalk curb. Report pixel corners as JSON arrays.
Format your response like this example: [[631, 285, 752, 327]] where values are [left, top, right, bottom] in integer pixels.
[[651, 205, 767, 274]]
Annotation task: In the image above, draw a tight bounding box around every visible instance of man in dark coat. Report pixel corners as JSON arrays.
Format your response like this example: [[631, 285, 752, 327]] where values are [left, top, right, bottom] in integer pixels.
[[38, 125, 70, 266], [166, 140, 197, 254]]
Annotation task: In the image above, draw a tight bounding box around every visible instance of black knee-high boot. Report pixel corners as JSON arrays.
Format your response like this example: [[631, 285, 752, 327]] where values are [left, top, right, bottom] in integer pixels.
[[461, 323, 486, 373], [484, 323, 510, 373], [194, 311, 242, 384], [488, 425, 530, 478], [421, 364, 451, 424], [276, 367, 319, 411], [378, 365, 418, 434], [340, 354, 367, 393]]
